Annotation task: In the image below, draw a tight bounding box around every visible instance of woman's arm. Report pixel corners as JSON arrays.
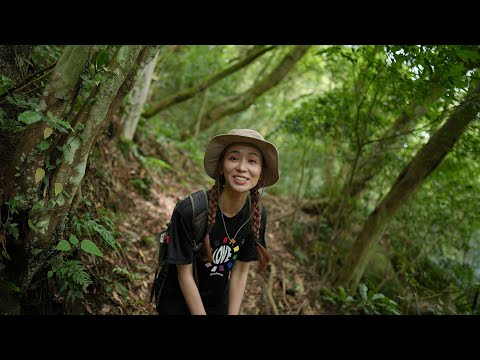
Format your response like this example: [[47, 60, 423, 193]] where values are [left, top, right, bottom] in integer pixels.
[[228, 260, 250, 315], [177, 263, 207, 315]]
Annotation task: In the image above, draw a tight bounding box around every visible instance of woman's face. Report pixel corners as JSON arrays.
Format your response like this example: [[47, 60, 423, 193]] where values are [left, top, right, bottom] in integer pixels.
[[221, 143, 263, 193]]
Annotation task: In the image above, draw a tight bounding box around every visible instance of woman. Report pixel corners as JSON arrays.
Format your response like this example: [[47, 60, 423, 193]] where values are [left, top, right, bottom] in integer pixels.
[[156, 128, 279, 315]]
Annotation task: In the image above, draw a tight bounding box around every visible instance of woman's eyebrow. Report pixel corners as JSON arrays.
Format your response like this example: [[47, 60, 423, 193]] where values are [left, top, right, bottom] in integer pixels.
[[228, 150, 260, 158]]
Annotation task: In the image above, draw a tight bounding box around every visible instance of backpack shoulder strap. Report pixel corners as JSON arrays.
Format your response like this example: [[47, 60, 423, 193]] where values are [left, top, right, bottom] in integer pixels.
[[189, 189, 208, 289], [189, 189, 209, 252]]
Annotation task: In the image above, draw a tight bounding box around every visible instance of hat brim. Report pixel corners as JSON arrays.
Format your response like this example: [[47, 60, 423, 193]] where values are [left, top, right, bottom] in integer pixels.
[[204, 134, 279, 187]]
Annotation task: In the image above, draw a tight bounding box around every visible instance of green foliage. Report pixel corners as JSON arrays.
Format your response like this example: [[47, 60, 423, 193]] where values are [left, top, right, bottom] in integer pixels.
[[139, 235, 155, 247], [0, 115, 24, 133], [80, 239, 104, 257], [1, 195, 27, 244], [385, 138, 480, 314], [117, 136, 137, 157], [72, 211, 119, 251], [18, 110, 42, 125], [320, 283, 401, 315], [0, 75, 15, 95], [104, 280, 128, 302], [142, 156, 172, 173], [130, 177, 151, 199], [31, 45, 64, 68], [113, 266, 141, 281], [51, 259, 92, 306], [72, 45, 117, 114], [46, 210, 113, 307]]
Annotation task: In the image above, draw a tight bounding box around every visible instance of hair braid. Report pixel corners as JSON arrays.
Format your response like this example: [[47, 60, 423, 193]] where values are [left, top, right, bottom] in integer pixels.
[[250, 185, 270, 273], [200, 179, 219, 262], [250, 185, 261, 239]]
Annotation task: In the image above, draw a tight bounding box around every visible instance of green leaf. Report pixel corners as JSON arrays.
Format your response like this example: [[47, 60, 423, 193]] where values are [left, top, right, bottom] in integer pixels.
[[18, 111, 42, 125], [69, 234, 79, 245], [359, 283, 368, 302], [42, 175, 49, 188], [0, 278, 20, 292], [28, 218, 38, 233], [55, 239, 71, 252], [35, 167, 45, 184], [38, 140, 50, 151], [80, 240, 103, 257], [54, 182, 63, 196], [95, 50, 110, 69], [44, 118, 69, 134], [1, 250, 11, 261], [31, 248, 43, 256], [36, 220, 49, 229], [47, 270, 54, 279]]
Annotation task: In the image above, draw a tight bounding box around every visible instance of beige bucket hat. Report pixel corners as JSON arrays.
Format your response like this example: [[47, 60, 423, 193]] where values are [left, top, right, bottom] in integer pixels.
[[204, 129, 280, 187]]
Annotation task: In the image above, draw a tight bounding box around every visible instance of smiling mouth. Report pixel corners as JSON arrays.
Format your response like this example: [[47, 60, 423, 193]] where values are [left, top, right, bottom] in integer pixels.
[[233, 175, 249, 182]]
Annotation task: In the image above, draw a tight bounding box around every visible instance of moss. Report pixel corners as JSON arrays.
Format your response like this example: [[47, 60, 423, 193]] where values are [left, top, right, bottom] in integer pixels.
[[64, 136, 81, 164]]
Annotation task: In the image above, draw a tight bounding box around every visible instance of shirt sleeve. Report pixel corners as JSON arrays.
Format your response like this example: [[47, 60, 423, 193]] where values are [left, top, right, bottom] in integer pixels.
[[237, 205, 267, 262], [167, 206, 195, 264]]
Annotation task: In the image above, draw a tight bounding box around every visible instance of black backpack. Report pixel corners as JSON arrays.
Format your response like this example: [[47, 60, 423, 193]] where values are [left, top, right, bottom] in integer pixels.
[[149, 189, 210, 306]]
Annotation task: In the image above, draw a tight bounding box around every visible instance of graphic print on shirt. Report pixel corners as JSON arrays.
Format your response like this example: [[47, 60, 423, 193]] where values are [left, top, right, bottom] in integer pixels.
[[204, 236, 240, 277]]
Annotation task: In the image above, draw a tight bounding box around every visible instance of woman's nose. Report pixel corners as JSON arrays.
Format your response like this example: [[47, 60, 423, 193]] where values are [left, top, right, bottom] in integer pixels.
[[236, 160, 247, 171]]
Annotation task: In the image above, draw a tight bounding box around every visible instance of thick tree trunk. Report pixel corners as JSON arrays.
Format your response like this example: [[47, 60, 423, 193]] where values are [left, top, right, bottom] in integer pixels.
[[336, 81, 480, 293], [1, 46, 148, 310], [120, 49, 159, 140], [181, 45, 310, 139], [142, 45, 276, 118], [3, 46, 92, 205]]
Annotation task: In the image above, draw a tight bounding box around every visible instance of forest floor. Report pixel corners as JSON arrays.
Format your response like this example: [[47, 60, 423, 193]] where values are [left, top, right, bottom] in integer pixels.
[[79, 135, 333, 315]]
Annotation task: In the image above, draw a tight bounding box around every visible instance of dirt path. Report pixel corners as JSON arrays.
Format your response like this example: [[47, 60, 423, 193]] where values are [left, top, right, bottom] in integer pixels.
[[83, 141, 327, 315]]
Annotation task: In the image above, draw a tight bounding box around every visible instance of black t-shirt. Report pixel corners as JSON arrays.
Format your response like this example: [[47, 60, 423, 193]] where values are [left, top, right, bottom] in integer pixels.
[[157, 190, 267, 315]]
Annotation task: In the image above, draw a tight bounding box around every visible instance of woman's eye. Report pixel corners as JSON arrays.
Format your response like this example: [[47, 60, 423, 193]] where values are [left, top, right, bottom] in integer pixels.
[[249, 159, 257, 164]]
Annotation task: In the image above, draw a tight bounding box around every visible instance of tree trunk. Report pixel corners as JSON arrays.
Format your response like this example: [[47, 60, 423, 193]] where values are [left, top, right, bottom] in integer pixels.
[[3, 45, 92, 205], [182, 45, 310, 139], [142, 45, 276, 118], [336, 81, 480, 293], [1, 46, 149, 315], [120, 49, 159, 140]]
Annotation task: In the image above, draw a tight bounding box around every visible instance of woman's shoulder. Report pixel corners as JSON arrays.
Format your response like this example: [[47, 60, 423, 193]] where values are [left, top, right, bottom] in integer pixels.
[[175, 189, 210, 217]]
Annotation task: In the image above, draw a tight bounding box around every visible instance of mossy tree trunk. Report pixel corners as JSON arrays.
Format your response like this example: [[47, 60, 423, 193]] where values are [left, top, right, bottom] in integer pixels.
[[1, 45, 157, 313], [3, 45, 92, 205], [336, 80, 480, 294]]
